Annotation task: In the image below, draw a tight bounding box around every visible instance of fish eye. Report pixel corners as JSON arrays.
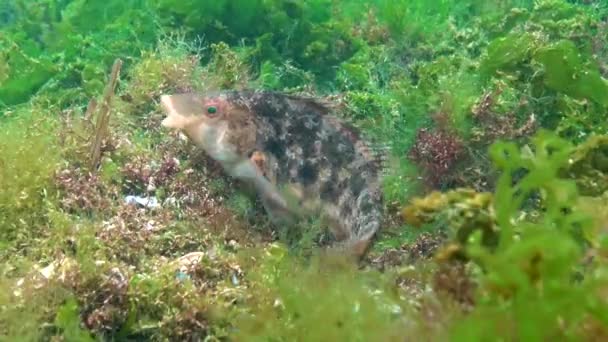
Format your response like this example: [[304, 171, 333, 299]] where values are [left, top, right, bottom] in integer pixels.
[[207, 106, 217, 115]]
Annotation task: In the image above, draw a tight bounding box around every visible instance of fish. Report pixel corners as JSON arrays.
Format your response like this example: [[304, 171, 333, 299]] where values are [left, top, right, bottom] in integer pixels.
[[159, 89, 385, 259]]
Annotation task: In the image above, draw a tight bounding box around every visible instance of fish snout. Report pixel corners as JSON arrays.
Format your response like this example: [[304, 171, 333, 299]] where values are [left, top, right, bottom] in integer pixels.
[[159, 95, 179, 128]]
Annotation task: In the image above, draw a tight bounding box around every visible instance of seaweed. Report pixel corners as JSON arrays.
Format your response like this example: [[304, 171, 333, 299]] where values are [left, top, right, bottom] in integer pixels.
[[403, 131, 608, 340], [2, 0, 608, 340], [535, 39, 608, 107]]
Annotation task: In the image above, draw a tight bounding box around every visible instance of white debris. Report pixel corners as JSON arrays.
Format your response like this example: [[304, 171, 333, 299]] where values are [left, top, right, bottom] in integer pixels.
[[39, 262, 56, 279], [124, 195, 160, 209]]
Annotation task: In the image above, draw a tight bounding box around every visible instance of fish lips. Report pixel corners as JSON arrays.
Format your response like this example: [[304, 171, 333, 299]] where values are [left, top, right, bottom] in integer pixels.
[[159, 95, 183, 129]]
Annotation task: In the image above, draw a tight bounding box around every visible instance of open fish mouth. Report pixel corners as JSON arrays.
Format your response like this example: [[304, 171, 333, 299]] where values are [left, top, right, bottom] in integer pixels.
[[159, 94, 195, 130], [160, 95, 178, 128]]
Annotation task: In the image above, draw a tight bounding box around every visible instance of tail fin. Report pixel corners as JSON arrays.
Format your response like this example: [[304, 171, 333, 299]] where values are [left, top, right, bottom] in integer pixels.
[[366, 141, 393, 177], [345, 187, 383, 260]]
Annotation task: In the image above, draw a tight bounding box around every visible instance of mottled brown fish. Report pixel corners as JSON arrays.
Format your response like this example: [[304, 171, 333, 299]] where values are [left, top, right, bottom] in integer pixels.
[[159, 90, 384, 259]]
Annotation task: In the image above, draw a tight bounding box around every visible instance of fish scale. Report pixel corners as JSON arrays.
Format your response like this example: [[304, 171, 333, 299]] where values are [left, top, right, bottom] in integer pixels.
[[160, 89, 387, 259]]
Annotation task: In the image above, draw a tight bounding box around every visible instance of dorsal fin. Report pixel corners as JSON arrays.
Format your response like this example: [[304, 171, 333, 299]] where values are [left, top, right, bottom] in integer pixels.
[[236, 89, 339, 115], [321, 110, 393, 178], [357, 140, 393, 177], [286, 91, 393, 177], [283, 92, 343, 114], [245, 89, 393, 176]]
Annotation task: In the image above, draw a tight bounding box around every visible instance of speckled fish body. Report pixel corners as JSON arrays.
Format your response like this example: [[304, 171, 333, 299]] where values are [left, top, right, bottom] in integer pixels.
[[160, 90, 384, 258]]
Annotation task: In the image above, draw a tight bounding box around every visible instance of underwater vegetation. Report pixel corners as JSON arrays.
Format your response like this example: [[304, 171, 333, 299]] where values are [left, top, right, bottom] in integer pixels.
[[1, 0, 608, 340]]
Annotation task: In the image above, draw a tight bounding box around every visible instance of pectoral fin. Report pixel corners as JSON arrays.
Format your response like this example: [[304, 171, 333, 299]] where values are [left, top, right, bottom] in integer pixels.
[[238, 158, 300, 225]]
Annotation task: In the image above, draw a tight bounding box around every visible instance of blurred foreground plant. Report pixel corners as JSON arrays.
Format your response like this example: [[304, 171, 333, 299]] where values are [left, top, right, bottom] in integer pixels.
[[403, 130, 608, 340]]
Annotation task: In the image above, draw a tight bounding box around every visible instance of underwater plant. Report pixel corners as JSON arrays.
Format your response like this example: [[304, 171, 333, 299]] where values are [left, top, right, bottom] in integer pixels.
[[1, 0, 608, 340]]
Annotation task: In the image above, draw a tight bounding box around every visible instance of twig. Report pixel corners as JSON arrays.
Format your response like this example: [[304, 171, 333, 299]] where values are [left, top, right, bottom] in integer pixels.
[[83, 98, 98, 122], [82, 98, 98, 133], [89, 58, 123, 171]]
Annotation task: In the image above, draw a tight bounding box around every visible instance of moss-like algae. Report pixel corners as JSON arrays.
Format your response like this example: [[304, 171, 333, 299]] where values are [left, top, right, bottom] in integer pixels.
[[1, 0, 608, 340]]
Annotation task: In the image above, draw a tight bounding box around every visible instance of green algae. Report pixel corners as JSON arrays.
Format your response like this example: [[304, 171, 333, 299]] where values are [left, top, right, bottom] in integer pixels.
[[535, 39, 608, 107], [1, 0, 608, 340], [480, 32, 537, 77], [404, 131, 608, 340], [562, 135, 608, 196], [0, 111, 63, 258]]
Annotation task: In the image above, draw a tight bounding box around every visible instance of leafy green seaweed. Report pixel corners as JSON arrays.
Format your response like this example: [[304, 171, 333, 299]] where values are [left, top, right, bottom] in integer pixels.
[[1, 0, 608, 340], [535, 39, 608, 107]]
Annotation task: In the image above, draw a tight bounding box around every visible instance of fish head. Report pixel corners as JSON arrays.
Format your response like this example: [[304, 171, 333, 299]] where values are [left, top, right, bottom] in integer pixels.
[[160, 92, 229, 128], [159, 92, 255, 164]]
